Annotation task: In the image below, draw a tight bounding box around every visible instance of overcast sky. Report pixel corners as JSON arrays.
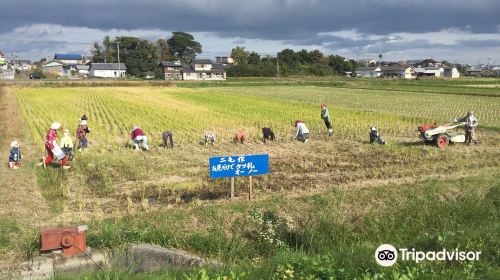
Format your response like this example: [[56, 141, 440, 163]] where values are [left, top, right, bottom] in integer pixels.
[[1, 0, 499, 64]]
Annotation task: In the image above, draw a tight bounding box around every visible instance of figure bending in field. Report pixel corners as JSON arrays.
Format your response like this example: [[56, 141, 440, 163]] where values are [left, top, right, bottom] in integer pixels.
[[204, 132, 216, 146], [295, 120, 309, 143], [131, 126, 149, 151], [262, 127, 275, 142], [162, 131, 174, 148]]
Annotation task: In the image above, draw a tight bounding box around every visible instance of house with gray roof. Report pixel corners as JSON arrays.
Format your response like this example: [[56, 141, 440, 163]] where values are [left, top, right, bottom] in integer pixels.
[[180, 59, 226, 80], [160, 61, 183, 80], [380, 63, 417, 79], [89, 63, 126, 78], [355, 66, 381, 78]]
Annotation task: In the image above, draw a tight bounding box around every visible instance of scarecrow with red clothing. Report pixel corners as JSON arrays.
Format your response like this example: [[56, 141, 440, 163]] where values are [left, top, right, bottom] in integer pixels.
[[40, 122, 70, 169]]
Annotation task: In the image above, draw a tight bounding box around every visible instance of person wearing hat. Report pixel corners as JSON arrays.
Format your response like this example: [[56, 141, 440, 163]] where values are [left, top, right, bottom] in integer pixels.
[[60, 129, 74, 161], [455, 111, 478, 145], [294, 120, 310, 143], [369, 126, 386, 145], [320, 104, 333, 137], [131, 126, 149, 151], [76, 118, 90, 150], [8, 140, 22, 169], [42, 122, 69, 169]]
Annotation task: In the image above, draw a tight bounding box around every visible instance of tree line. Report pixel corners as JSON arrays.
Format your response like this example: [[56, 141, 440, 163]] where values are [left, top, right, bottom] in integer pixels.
[[89, 32, 356, 78], [91, 32, 202, 78], [228, 46, 357, 77]]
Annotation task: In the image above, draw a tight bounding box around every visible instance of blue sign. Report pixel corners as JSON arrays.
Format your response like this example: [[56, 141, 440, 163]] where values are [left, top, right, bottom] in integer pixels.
[[209, 154, 269, 178]]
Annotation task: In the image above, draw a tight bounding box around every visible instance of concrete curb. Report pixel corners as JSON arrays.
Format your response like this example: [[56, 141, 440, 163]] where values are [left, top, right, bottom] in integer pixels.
[[0, 244, 220, 279]]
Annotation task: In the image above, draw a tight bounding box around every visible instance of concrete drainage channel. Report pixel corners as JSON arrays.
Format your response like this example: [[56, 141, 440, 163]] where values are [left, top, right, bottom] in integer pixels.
[[1, 244, 220, 280]]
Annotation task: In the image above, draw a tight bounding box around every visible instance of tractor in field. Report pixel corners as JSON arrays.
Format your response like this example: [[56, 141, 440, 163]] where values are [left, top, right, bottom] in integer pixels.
[[417, 122, 466, 149]]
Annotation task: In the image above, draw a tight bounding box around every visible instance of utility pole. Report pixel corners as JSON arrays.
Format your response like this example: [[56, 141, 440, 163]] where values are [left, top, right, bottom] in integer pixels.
[[276, 53, 280, 78], [400, 57, 404, 79], [117, 42, 121, 78]]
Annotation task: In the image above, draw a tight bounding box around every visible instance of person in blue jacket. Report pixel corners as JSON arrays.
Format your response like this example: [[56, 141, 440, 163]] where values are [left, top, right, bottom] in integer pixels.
[[8, 140, 22, 169]]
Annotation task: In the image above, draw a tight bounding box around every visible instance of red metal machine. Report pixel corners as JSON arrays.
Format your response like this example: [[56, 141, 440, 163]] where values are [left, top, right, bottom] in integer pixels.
[[417, 122, 466, 149], [40, 225, 88, 256]]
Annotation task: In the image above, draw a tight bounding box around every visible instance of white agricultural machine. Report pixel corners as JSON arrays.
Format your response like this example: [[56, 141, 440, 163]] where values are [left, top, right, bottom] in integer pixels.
[[417, 122, 466, 149]]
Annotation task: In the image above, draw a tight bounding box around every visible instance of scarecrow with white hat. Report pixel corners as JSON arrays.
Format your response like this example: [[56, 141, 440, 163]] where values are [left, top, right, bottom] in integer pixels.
[[8, 140, 22, 169], [76, 115, 90, 150], [41, 122, 69, 169], [369, 126, 386, 145]]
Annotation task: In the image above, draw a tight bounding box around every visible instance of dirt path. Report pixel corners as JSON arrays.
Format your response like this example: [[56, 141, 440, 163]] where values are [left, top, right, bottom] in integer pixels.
[[0, 86, 48, 236]]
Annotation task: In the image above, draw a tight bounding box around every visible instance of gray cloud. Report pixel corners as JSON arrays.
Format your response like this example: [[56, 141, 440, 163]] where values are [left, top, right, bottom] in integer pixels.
[[0, 0, 499, 63], [1, 0, 499, 37]]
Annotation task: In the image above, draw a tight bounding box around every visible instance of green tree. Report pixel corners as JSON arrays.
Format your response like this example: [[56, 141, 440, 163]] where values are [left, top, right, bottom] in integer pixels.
[[103, 35, 116, 63], [309, 50, 324, 64], [247, 52, 261, 64], [115, 36, 158, 78], [167, 32, 202, 63], [230, 46, 249, 65], [297, 49, 311, 64], [278, 49, 297, 66], [91, 42, 104, 63], [156, 39, 169, 61]]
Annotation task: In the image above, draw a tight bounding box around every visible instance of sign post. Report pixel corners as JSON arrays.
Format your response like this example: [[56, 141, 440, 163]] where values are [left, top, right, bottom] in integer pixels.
[[248, 176, 253, 200], [230, 177, 235, 200], [209, 154, 269, 200]]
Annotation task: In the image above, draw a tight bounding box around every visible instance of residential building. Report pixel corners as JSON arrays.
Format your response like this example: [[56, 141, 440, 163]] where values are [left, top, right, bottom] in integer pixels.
[[215, 56, 234, 64], [160, 61, 183, 80], [54, 54, 84, 64], [380, 64, 416, 79], [89, 63, 126, 78], [355, 66, 381, 78], [42, 61, 69, 77], [0, 69, 15, 80], [413, 59, 442, 68], [465, 66, 484, 76], [181, 59, 226, 81], [10, 60, 33, 71], [414, 67, 444, 77], [75, 64, 90, 76], [443, 67, 460, 78]]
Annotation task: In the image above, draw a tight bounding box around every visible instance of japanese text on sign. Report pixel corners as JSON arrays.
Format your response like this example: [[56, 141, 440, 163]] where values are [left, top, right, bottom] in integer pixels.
[[209, 154, 269, 178]]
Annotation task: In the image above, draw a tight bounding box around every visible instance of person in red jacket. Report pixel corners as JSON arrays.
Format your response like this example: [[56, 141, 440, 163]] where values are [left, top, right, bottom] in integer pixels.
[[235, 130, 246, 144], [131, 126, 149, 151], [41, 122, 69, 169]]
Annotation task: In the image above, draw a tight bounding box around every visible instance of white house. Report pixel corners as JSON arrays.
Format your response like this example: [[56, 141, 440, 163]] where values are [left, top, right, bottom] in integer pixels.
[[443, 67, 460, 78], [414, 67, 444, 77], [355, 66, 381, 78], [380, 64, 416, 79], [89, 63, 126, 78], [181, 59, 226, 80]]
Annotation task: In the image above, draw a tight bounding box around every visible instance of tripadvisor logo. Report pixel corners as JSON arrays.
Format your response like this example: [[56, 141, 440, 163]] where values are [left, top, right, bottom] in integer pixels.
[[375, 244, 398, 267], [375, 244, 481, 267]]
